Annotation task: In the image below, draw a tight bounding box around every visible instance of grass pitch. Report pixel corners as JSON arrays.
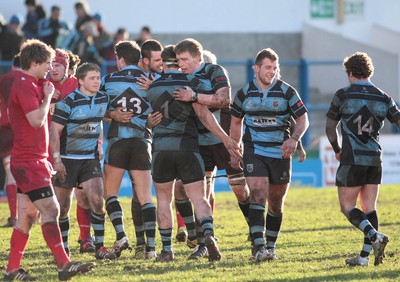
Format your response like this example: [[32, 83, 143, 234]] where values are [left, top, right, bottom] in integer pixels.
[[0, 185, 399, 281]]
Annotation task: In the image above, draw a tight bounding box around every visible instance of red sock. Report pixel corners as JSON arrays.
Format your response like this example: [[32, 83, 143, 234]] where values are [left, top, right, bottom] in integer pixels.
[[175, 206, 185, 229], [6, 228, 29, 272], [41, 223, 70, 269], [210, 198, 215, 215], [76, 204, 91, 241], [6, 184, 17, 219]]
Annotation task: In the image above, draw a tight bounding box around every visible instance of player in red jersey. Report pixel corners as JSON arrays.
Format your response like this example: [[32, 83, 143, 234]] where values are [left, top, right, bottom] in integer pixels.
[[0, 54, 21, 228], [4, 39, 94, 281], [48, 49, 95, 254]]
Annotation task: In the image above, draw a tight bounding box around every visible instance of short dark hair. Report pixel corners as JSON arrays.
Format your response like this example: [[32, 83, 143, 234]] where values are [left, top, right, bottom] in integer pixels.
[[25, 0, 37, 6], [51, 5, 60, 12], [115, 41, 141, 66], [254, 48, 279, 66], [254, 48, 281, 79], [343, 52, 374, 79], [76, 62, 100, 81], [141, 39, 163, 60], [161, 45, 178, 68], [141, 26, 151, 34], [20, 39, 55, 70]]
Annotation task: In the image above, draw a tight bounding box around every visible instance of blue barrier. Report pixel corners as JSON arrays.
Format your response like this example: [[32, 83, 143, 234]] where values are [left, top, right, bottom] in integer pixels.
[[4, 58, 396, 147], [116, 159, 323, 197]]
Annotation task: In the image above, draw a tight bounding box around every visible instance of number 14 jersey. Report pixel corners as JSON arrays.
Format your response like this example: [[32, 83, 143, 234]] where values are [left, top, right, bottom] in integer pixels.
[[326, 81, 400, 166]]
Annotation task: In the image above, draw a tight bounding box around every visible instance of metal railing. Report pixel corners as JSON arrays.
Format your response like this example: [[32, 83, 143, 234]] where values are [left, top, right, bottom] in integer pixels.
[[3, 58, 396, 146]]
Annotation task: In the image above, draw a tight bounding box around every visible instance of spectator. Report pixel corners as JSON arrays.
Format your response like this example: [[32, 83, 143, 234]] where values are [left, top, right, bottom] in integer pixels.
[[100, 27, 129, 73], [91, 13, 113, 55], [22, 0, 46, 39], [135, 26, 152, 47], [0, 15, 24, 61], [37, 5, 70, 48], [62, 21, 101, 65], [0, 13, 6, 34], [74, 1, 92, 31]]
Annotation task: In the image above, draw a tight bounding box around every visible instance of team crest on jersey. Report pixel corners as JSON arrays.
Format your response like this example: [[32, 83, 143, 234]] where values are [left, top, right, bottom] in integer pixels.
[[246, 164, 254, 173], [76, 108, 85, 118], [99, 107, 103, 115], [273, 101, 279, 107]]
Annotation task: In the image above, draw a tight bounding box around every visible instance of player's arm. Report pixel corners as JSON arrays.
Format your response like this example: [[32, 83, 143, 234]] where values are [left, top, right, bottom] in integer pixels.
[[289, 116, 306, 162], [229, 115, 244, 170], [26, 81, 54, 128], [146, 110, 162, 129], [49, 121, 67, 181], [281, 113, 309, 159], [105, 107, 134, 123], [296, 140, 306, 162], [173, 86, 231, 108], [49, 121, 64, 160], [193, 103, 241, 159], [326, 117, 341, 161], [98, 121, 104, 160]]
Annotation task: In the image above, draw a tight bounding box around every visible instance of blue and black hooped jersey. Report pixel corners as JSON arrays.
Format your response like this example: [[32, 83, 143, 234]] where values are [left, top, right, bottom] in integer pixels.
[[326, 81, 400, 166], [147, 70, 200, 152], [231, 79, 307, 159], [193, 63, 230, 146], [52, 89, 109, 159], [101, 65, 152, 142]]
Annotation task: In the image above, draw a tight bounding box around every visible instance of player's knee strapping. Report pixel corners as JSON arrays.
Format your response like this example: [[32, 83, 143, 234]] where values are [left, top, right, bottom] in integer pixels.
[[227, 172, 246, 189], [206, 175, 212, 186]]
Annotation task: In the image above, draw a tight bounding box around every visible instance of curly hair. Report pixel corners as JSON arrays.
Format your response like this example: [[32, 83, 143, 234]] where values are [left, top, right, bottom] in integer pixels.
[[343, 52, 374, 79], [67, 50, 81, 74]]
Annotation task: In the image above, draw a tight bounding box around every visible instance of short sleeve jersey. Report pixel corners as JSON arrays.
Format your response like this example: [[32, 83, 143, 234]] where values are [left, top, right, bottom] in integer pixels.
[[0, 71, 20, 128], [50, 76, 79, 101], [52, 89, 109, 159], [101, 65, 152, 142], [193, 63, 230, 146], [147, 70, 200, 152], [231, 79, 307, 159], [326, 81, 400, 166], [9, 72, 49, 161], [48, 76, 78, 123]]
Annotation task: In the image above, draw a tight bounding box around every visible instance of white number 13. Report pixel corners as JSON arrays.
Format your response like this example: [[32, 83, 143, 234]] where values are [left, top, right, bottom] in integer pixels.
[[117, 97, 142, 113]]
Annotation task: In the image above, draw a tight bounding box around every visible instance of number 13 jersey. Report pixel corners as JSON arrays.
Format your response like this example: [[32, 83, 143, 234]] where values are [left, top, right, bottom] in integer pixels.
[[101, 65, 152, 142]]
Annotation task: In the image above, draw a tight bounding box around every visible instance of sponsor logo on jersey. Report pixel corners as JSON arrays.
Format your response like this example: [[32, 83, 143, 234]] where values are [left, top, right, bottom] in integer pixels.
[[80, 123, 98, 132], [252, 117, 277, 127]]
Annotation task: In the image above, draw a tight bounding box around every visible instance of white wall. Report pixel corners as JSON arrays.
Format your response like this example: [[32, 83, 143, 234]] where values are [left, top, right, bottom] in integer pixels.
[[2, 0, 400, 37], [0, 0, 308, 34]]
